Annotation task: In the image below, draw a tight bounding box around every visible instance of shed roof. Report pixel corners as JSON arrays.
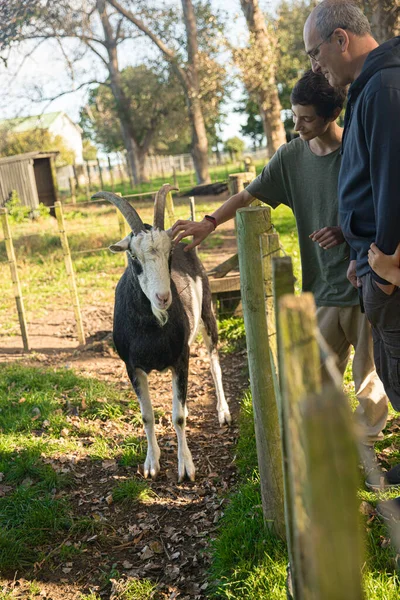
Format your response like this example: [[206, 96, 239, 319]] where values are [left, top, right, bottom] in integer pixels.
[[0, 151, 59, 165], [0, 112, 63, 132]]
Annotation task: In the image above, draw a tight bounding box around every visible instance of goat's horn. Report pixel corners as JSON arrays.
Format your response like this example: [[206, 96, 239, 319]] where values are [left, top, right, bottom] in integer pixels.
[[92, 191, 145, 234], [153, 184, 179, 230]]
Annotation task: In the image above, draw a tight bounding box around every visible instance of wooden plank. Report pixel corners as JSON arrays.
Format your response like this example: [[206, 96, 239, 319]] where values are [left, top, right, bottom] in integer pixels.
[[208, 253, 239, 279], [209, 274, 241, 294]]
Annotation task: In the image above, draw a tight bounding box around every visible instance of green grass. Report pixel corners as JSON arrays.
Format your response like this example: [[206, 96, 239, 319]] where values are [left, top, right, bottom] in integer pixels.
[[0, 363, 143, 573], [112, 479, 154, 503]]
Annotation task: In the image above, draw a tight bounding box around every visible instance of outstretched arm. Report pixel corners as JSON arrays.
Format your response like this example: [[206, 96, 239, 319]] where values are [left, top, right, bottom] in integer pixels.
[[171, 189, 254, 251], [368, 243, 400, 286]]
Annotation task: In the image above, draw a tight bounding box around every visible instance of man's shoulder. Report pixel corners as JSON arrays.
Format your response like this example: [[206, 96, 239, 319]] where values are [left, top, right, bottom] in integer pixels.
[[274, 137, 306, 162], [363, 67, 400, 98]]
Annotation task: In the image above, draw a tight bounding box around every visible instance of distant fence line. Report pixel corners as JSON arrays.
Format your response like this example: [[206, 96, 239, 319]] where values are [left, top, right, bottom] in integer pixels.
[[56, 148, 269, 191]]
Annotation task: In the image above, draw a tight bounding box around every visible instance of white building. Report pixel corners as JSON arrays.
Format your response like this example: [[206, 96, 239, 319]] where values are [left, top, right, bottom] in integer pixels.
[[0, 111, 84, 164]]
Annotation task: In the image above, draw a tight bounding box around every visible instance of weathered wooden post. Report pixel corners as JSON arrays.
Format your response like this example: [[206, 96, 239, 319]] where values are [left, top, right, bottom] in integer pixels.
[[189, 196, 196, 221], [54, 201, 86, 346], [107, 156, 115, 192], [228, 171, 255, 196], [97, 158, 104, 189], [165, 187, 176, 229], [278, 293, 364, 600], [303, 385, 364, 600], [272, 256, 296, 597], [116, 193, 128, 268], [69, 176, 76, 205], [0, 208, 30, 351], [278, 293, 321, 599], [260, 232, 280, 366], [85, 163, 91, 202], [172, 166, 178, 188], [236, 205, 285, 538]]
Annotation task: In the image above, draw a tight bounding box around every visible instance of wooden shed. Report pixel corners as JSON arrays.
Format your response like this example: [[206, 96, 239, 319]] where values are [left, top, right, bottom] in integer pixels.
[[0, 151, 59, 211]]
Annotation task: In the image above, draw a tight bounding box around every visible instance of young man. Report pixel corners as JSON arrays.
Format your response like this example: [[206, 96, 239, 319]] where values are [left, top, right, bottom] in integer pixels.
[[172, 70, 389, 475], [304, 0, 400, 512]]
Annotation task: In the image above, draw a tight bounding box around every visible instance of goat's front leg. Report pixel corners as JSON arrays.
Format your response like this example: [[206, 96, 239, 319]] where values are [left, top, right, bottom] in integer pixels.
[[200, 323, 231, 426], [130, 367, 161, 479], [171, 362, 195, 482]]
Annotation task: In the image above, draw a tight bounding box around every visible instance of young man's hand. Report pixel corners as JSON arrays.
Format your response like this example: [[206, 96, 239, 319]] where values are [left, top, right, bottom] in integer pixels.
[[171, 218, 215, 251], [309, 226, 345, 249], [347, 259, 361, 288]]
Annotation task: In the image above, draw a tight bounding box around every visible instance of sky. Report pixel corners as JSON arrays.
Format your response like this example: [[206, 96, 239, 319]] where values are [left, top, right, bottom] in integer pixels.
[[0, 0, 284, 145]]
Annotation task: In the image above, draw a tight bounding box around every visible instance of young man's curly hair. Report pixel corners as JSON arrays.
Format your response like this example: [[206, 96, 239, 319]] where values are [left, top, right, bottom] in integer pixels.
[[290, 70, 346, 120]]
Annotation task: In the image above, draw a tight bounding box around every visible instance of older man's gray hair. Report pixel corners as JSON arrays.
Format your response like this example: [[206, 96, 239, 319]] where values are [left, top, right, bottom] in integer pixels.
[[314, 0, 372, 39]]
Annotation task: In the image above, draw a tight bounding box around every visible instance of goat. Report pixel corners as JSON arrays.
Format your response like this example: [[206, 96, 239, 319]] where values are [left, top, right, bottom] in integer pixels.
[[92, 185, 231, 482]]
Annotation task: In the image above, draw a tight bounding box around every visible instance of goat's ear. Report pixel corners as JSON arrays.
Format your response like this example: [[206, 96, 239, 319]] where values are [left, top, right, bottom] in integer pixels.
[[109, 235, 131, 253]]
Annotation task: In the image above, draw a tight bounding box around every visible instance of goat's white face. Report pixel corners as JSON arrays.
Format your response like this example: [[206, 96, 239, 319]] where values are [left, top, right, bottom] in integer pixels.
[[131, 229, 172, 310], [110, 228, 173, 324]]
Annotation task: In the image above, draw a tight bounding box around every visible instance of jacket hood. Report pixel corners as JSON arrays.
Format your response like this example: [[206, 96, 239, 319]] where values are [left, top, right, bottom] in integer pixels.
[[349, 36, 400, 99]]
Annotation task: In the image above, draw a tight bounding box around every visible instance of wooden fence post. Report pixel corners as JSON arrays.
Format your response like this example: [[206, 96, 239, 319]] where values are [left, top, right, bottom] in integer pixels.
[[260, 232, 280, 367], [228, 171, 255, 196], [97, 158, 104, 189], [189, 196, 196, 222], [236, 205, 285, 538], [302, 385, 364, 600], [0, 208, 30, 352], [108, 156, 115, 192], [116, 192, 129, 268], [278, 293, 321, 599], [54, 201, 86, 346], [272, 255, 296, 597], [69, 176, 76, 205], [165, 188, 176, 229]]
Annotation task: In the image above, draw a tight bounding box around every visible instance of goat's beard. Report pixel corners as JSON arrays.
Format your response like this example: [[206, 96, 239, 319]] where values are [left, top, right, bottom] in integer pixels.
[[152, 305, 169, 327]]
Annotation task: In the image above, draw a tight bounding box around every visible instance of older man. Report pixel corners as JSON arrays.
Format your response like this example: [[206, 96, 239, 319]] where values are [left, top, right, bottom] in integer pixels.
[[304, 0, 400, 512]]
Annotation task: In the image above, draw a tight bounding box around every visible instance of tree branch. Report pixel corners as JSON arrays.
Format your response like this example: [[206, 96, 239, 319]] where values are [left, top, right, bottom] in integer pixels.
[[106, 0, 189, 88]]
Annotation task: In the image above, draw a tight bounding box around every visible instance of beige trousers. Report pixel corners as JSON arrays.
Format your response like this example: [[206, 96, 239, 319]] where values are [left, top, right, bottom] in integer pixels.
[[317, 304, 388, 445]]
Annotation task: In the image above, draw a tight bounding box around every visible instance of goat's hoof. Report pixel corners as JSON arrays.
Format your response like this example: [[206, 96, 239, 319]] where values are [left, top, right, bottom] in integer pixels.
[[178, 459, 196, 483], [218, 409, 232, 427], [143, 456, 160, 479]]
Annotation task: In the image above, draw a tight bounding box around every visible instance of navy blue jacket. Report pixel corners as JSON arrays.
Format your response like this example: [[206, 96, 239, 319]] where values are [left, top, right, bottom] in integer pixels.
[[338, 37, 400, 284]]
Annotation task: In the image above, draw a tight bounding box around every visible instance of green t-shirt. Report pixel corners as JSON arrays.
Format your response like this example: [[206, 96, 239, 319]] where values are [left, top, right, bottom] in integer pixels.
[[246, 137, 358, 307]]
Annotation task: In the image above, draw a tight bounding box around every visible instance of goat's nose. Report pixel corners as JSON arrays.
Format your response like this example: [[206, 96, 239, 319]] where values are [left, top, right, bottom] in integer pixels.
[[156, 292, 170, 305]]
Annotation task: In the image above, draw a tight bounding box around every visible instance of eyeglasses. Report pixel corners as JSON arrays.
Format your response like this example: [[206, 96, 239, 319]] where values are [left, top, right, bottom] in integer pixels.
[[307, 29, 336, 61]]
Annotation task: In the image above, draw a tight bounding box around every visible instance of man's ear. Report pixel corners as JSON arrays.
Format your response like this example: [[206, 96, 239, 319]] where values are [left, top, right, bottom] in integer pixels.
[[109, 234, 131, 253], [335, 28, 350, 52]]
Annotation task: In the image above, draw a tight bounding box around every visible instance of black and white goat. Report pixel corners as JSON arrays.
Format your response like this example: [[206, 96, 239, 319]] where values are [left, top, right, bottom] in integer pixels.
[[93, 185, 231, 482]]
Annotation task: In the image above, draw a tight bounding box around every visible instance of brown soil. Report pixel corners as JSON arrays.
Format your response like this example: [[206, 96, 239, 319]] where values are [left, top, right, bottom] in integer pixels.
[[0, 221, 248, 600]]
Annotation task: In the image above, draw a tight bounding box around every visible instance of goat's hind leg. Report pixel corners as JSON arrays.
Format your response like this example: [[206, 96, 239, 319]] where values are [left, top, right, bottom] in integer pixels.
[[129, 367, 161, 479], [172, 361, 195, 482], [200, 303, 231, 426]]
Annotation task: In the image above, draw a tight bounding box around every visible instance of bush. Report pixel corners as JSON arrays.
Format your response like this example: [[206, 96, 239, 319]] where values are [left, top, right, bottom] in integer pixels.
[[5, 191, 50, 223]]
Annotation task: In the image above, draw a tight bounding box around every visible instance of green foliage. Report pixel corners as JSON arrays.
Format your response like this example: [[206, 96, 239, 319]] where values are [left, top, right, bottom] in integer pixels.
[[223, 137, 245, 160], [0, 126, 75, 166], [82, 138, 98, 161], [5, 190, 30, 222], [218, 317, 246, 353], [79, 65, 191, 156], [107, 578, 160, 600]]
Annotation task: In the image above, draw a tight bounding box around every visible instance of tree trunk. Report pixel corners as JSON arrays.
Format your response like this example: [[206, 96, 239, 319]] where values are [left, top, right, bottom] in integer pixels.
[[188, 94, 211, 184], [240, 0, 286, 157], [107, 0, 211, 184], [97, 0, 142, 185], [181, 0, 211, 184]]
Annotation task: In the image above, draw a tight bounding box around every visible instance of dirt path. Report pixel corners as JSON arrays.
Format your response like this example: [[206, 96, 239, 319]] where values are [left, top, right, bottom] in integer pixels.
[[0, 302, 247, 600]]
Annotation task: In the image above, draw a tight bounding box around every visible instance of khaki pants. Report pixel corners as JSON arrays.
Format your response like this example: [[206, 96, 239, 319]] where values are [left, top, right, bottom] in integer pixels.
[[317, 304, 388, 445]]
